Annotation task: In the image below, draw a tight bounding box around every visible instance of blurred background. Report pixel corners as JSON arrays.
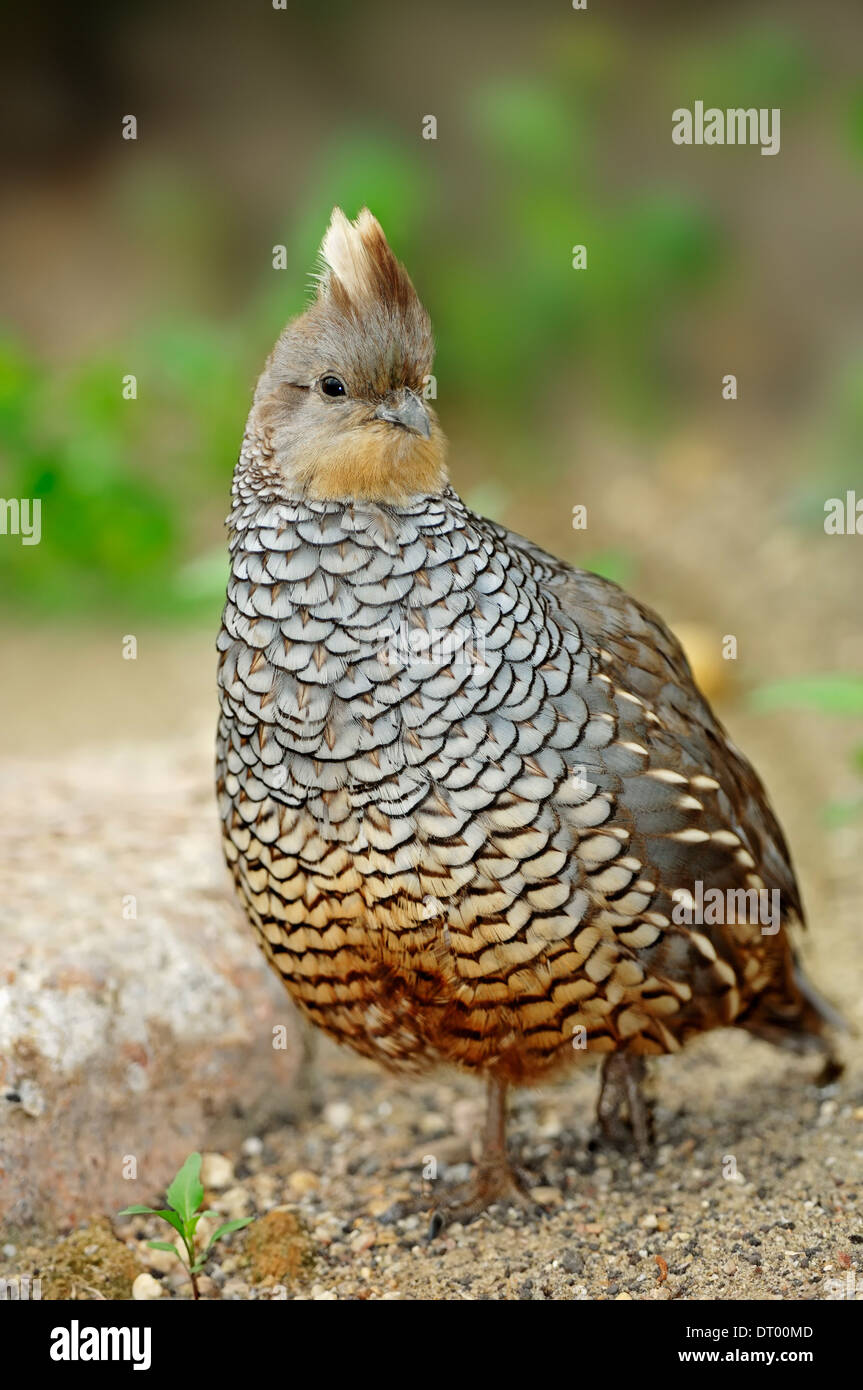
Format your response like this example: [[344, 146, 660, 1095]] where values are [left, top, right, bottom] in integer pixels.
[[0, 0, 861, 865]]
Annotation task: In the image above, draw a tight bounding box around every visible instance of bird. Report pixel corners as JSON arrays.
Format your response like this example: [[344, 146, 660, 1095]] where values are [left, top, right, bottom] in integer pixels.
[[216, 207, 841, 1218]]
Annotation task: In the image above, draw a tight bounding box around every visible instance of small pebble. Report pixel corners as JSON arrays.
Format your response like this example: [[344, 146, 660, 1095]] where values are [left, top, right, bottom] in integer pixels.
[[201, 1153, 234, 1190], [132, 1273, 163, 1301], [288, 1169, 319, 1195], [19, 1080, 45, 1119], [531, 1186, 563, 1206], [142, 1243, 179, 1274], [216, 1185, 253, 1220], [323, 1100, 353, 1131]]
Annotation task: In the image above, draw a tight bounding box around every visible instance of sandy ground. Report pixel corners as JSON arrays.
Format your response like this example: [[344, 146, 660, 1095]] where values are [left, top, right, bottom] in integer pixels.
[[138, 1021, 863, 1301], [8, 1019, 863, 1301], [2, 438, 862, 1300]]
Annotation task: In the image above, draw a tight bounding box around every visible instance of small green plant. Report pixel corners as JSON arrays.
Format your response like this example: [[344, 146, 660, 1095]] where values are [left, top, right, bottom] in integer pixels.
[[119, 1152, 252, 1300]]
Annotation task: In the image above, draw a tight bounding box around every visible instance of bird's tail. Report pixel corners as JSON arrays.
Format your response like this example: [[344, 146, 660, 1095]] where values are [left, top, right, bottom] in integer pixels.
[[739, 962, 848, 1078]]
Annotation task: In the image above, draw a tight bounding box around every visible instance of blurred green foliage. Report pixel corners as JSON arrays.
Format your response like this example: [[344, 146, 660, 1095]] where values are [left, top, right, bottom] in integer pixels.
[[751, 674, 863, 717], [0, 17, 849, 618], [667, 22, 816, 111], [785, 356, 863, 528], [750, 675, 863, 825]]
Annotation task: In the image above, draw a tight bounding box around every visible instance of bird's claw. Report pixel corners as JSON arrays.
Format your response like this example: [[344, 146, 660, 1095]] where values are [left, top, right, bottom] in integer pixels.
[[425, 1154, 543, 1235]]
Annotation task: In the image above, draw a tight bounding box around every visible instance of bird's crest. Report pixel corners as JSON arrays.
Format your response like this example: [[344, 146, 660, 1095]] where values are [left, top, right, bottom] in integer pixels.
[[316, 207, 424, 322]]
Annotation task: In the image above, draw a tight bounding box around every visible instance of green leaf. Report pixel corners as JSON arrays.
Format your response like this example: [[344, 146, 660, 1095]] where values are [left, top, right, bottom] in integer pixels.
[[118, 1204, 159, 1216], [166, 1152, 204, 1224], [154, 1209, 186, 1237], [749, 675, 863, 717], [147, 1240, 181, 1254], [204, 1217, 254, 1255]]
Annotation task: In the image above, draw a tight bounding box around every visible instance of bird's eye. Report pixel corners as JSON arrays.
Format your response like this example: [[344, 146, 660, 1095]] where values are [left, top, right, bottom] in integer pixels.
[[320, 375, 347, 398]]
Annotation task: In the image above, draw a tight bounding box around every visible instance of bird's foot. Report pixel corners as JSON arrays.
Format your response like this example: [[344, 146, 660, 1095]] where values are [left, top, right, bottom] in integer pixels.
[[427, 1153, 541, 1235], [597, 1053, 654, 1157]]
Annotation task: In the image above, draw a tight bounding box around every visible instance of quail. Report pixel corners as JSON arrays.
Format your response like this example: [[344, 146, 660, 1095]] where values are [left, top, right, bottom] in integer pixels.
[[216, 208, 840, 1215]]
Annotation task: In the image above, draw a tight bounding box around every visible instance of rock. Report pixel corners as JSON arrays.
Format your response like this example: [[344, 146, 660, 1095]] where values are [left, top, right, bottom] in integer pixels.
[[141, 1243, 180, 1274], [530, 1186, 563, 1206], [418, 1111, 446, 1136], [132, 1272, 163, 1300], [19, 1080, 46, 1119], [561, 1249, 584, 1275], [323, 1100, 353, 1131], [350, 1230, 377, 1254], [0, 744, 308, 1229], [287, 1169, 319, 1196], [201, 1153, 234, 1190], [221, 1277, 249, 1299], [214, 1186, 253, 1221]]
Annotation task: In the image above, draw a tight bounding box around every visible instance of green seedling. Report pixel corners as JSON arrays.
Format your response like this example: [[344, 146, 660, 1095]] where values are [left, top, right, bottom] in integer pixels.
[[119, 1152, 252, 1300]]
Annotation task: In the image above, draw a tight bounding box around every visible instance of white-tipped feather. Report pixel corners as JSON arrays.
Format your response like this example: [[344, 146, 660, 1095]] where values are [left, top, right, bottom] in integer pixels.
[[318, 206, 382, 302]]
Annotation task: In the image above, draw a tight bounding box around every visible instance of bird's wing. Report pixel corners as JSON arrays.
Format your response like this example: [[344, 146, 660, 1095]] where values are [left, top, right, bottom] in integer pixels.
[[476, 515, 824, 1046]]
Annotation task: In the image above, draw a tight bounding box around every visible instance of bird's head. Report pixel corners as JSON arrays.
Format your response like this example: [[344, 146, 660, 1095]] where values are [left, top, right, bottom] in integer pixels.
[[249, 207, 447, 503]]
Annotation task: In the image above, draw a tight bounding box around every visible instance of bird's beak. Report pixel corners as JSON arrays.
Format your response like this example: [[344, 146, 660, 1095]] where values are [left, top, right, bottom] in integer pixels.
[[372, 390, 431, 439]]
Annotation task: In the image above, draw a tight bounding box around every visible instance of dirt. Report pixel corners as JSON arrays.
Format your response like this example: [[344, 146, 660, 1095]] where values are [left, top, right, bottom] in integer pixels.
[[5, 1219, 139, 1302]]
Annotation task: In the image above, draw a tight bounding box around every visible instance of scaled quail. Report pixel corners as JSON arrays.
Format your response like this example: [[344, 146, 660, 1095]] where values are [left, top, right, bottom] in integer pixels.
[[216, 208, 840, 1216]]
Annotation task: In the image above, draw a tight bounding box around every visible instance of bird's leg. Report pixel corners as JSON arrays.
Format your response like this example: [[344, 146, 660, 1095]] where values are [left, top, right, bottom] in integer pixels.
[[474, 1075, 528, 1195], [597, 1053, 653, 1156], [430, 1077, 537, 1231]]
